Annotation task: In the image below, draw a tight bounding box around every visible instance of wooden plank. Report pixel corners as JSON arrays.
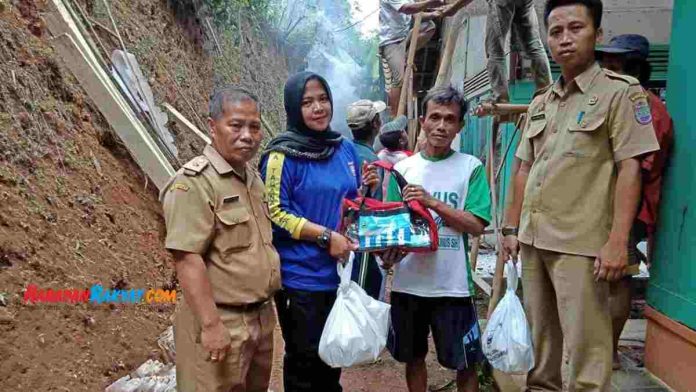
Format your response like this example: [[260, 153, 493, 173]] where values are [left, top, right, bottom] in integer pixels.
[[163, 103, 211, 144], [45, 0, 174, 189], [470, 235, 481, 271], [51, 33, 174, 189], [487, 120, 505, 318], [397, 14, 422, 117], [474, 102, 529, 117], [434, 11, 465, 88], [472, 273, 491, 296]]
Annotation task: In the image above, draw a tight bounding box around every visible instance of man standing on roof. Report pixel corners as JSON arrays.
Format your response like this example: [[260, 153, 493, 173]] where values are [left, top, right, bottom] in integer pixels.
[[485, 0, 553, 102], [346, 99, 387, 299], [379, 0, 443, 116], [502, 0, 660, 390], [597, 33, 674, 370]]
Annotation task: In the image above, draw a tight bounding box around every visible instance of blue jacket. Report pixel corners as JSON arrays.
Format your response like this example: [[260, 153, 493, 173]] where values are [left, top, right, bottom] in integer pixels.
[[259, 139, 360, 291]]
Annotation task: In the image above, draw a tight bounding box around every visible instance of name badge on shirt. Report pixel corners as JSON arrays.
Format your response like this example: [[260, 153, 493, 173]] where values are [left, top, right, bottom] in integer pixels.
[[223, 195, 240, 204]]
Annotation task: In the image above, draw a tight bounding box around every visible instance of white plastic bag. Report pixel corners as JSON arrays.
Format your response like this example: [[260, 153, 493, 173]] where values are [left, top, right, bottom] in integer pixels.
[[482, 260, 534, 373], [319, 253, 391, 368]]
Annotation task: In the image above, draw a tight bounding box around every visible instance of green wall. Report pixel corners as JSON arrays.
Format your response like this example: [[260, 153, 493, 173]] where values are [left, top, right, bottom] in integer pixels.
[[647, 0, 696, 329]]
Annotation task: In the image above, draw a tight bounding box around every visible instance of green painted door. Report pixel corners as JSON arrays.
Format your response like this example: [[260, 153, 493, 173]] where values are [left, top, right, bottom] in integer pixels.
[[647, 0, 696, 329]]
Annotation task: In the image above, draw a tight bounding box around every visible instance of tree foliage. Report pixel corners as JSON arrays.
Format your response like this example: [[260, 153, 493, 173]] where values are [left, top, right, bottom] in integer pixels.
[[204, 0, 382, 100]]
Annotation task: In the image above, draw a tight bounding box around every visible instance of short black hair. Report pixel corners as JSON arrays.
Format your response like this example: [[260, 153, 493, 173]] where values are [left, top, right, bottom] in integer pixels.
[[351, 125, 374, 142], [421, 85, 467, 122], [626, 59, 652, 86], [379, 131, 403, 151], [544, 0, 603, 29], [209, 86, 258, 120]]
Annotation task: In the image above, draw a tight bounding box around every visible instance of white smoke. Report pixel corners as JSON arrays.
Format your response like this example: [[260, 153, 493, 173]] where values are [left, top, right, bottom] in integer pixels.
[[307, 43, 362, 137], [276, 1, 376, 137]]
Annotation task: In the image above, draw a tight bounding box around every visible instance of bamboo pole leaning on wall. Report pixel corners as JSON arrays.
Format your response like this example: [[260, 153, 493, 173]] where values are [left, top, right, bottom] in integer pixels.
[[397, 14, 422, 118]]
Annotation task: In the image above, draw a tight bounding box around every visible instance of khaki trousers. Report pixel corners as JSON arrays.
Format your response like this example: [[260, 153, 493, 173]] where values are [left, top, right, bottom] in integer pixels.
[[175, 300, 276, 392], [520, 244, 612, 392]]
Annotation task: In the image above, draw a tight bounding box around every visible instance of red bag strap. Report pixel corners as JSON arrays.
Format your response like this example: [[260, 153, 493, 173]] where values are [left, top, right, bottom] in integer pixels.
[[371, 160, 393, 171], [370, 160, 409, 194]]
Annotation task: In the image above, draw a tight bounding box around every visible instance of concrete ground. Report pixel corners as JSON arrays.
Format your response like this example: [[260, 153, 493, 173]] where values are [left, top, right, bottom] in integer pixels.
[[493, 319, 673, 392], [610, 320, 671, 392]]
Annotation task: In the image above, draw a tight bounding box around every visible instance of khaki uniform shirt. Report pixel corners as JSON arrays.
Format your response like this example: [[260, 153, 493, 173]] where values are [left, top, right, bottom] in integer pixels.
[[516, 63, 659, 257], [161, 145, 281, 305]]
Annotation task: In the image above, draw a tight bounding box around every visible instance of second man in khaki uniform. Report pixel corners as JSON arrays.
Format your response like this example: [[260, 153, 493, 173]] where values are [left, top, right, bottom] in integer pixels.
[[161, 87, 281, 392], [503, 1, 659, 391]]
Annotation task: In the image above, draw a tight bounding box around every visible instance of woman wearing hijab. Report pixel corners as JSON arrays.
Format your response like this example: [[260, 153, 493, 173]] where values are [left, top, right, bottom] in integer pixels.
[[260, 72, 367, 391]]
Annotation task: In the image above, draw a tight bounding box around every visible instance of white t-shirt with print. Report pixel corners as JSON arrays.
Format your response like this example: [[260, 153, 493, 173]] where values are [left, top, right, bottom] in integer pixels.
[[388, 151, 491, 298]]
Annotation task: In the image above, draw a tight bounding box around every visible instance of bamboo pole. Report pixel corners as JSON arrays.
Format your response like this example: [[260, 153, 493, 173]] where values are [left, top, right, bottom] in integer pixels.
[[434, 12, 465, 88], [487, 119, 505, 318], [470, 235, 481, 271], [397, 14, 422, 117], [474, 102, 529, 117]]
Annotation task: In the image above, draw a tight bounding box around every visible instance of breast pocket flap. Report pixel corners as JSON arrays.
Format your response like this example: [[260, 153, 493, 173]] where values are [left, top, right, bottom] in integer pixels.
[[216, 207, 250, 226]]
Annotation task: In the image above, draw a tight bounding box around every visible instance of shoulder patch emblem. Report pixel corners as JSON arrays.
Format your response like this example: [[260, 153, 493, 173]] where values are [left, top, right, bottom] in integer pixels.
[[605, 69, 639, 85], [170, 183, 190, 192], [629, 91, 648, 102], [532, 85, 551, 98], [183, 156, 209, 176], [634, 99, 652, 125]]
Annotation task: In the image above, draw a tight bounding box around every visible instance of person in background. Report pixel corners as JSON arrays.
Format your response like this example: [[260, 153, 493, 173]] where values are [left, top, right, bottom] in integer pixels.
[[502, 0, 660, 390], [259, 72, 375, 392], [597, 33, 674, 369], [347, 99, 387, 202], [380, 0, 442, 116], [485, 0, 552, 102], [161, 87, 280, 392], [346, 99, 387, 299], [379, 85, 491, 392], [377, 115, 413, 199]]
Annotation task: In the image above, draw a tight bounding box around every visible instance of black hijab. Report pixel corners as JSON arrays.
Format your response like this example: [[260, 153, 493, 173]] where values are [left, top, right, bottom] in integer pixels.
[[261, 72, 343, 161]]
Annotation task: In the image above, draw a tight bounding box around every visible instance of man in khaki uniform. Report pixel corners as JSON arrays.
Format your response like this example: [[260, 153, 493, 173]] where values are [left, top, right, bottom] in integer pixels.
[[161, 87, 281, 392], [502, 1, 659, 391]]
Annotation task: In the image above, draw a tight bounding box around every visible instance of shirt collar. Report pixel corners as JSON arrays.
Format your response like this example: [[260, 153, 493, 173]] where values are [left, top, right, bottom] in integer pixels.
[[203, 145, 248, 181], [552, 62, 602, 97], [355, 140, 375, 152]]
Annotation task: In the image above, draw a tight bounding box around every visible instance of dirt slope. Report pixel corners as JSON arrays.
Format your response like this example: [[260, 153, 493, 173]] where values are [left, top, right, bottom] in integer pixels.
[[0, 0, 287, 390]]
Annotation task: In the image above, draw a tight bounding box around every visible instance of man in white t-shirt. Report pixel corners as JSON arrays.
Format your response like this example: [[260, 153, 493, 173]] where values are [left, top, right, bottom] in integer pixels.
[[380, 86, 491, 392]]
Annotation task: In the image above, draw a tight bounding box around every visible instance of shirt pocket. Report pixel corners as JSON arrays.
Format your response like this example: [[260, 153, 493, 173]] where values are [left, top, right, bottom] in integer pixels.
[[215, 206, 252, 254], [525, 119, 547, 159], [565, 109, 608, 158]]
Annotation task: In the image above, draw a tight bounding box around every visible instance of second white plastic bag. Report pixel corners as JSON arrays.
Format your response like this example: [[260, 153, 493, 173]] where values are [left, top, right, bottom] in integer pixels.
[[319, 253, 391, 368], [482, 260, 535, 373]]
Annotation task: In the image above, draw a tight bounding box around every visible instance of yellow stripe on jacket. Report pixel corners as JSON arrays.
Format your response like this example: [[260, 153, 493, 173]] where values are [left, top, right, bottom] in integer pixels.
[[264, 151, 307, 239]]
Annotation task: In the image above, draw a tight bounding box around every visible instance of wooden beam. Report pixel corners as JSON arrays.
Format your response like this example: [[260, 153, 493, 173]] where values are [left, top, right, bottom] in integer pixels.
[[472, 273, 491, 296], [51, 33, 174, 189], [397, 14, 422, 117], [46, 0, 174, 190], [434, 12, 465, 88], [487, 120, 505, 318], [474, 102, 529, 117], [470, 235, 481, 271], [163, 103, 210, 144]]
